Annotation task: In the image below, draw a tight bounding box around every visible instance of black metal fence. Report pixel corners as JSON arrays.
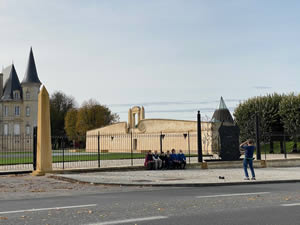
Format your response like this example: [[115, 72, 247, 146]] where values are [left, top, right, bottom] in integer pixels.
[[51, 132, 203, 170], [1, 131, 208, 172], [3, 127, 299, 173], [258, 132, 300, 160], [0, 134, 35, 173]]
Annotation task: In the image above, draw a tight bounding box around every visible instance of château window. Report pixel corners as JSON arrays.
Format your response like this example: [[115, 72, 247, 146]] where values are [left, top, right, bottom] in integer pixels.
[[15, 106, 20, 116], [13, 91, 20, 100], [26, 91, 30, 100], [14, 124, 20, 135], [4, 124, 8, 136], [26, 125, 31, 135], [4, 106, 8, 116], [26, 106, 30, 117]]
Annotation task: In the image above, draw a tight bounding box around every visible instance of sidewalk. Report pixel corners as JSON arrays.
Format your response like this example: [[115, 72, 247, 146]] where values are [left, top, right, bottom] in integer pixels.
[[53, 167, 300, 187]]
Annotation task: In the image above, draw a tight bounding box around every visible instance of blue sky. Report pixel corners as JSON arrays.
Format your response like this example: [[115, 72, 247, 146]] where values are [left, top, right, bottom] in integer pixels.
[[1, 0, 300, 121]]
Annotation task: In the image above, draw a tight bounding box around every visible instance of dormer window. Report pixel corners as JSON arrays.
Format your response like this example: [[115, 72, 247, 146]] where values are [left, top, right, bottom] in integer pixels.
[[13, 91, 20, 100]]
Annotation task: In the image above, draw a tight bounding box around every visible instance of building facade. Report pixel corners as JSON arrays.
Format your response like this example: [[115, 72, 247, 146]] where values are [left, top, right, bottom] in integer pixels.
[[0, 48, 42, 151], [86, 106, 220, 155]]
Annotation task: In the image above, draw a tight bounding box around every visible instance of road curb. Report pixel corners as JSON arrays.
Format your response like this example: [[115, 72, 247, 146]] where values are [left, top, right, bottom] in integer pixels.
[[49, 175, 300, 187]]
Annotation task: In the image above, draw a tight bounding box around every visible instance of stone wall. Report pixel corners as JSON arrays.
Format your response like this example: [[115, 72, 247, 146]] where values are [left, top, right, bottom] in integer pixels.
[[86, 119, 218, 155]]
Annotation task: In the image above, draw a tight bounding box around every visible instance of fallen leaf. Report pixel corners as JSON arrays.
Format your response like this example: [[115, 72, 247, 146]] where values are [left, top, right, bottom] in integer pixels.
[[0, 217, 8, 220]]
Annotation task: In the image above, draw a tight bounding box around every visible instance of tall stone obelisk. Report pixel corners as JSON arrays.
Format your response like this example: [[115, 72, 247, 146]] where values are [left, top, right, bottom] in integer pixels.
[[32, 86, 52, 176]]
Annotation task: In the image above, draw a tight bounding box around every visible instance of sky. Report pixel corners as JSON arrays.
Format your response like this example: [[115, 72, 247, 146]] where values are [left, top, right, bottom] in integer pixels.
[[1, 0, 300, 121]]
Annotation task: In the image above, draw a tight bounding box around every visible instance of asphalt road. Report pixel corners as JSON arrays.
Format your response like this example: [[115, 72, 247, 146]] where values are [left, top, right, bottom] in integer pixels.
[[0, 183, 300, 225]]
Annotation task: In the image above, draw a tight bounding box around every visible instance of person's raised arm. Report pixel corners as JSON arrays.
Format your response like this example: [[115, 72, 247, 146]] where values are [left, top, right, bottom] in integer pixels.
[[240, 140, 248, 148]]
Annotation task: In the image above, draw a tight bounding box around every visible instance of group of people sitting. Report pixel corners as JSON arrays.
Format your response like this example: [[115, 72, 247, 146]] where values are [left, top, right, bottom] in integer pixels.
[[144, 149, 186, 170]]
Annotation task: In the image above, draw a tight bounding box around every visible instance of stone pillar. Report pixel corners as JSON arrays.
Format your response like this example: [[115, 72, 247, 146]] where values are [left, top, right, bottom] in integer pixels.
[[32, 86, 52, 176], [141, 106, 145, 120], [128, 108, 132, 129]]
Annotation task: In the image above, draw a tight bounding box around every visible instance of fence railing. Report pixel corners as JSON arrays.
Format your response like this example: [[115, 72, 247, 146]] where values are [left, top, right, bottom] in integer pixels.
[[3, 130, 299, 173], [0, 134, 34, 172], [256, 132, 300, 160], [51, 132, 209, 169]]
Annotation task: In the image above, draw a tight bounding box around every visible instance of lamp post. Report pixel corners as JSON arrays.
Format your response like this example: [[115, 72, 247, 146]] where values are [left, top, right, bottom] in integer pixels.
[[255, 113, 261, 160]]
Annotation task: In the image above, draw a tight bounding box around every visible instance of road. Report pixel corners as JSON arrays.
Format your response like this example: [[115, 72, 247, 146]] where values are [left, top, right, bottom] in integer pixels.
[[0, 183, 300, 225]]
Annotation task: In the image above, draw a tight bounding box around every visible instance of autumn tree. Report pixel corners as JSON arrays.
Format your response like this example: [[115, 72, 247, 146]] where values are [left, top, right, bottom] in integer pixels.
[[64, 108, 78, 138], [75, 99, 119, 136]]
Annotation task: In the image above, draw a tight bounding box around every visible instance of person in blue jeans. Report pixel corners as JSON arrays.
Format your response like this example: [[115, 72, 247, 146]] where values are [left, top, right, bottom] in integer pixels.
[[240, 139, 256, 180]]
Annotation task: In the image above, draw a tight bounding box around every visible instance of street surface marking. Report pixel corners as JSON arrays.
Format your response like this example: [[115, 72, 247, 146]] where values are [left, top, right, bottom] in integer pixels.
[[88, 216, 168, 225], [281, 203, 300, 207], [196, 192, 270, 198], [0, 204, 97, 215]]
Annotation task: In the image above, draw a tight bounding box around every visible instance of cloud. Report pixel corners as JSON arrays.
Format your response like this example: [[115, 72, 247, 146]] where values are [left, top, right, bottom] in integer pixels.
[[253, 86, 272, 90]]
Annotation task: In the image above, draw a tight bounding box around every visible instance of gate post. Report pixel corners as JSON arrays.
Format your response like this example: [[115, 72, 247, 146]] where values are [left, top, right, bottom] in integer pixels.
[[160, 132, 164, 154], [97, 132, 101, 168], [33, 126, 37, 171], [197, 111, 203, 162], [188, 131, 191, 164], [255, 114, 261, 160]]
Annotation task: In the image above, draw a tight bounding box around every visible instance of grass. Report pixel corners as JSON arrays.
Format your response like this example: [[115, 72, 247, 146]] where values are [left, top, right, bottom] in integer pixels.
[[0, 157, 33, 165], [0, 152, 199, 165], [260, 141, 300, 154], [52, 153, 146, 163]]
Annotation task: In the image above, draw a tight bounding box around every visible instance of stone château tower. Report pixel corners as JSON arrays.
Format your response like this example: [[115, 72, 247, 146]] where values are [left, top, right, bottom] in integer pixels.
[[0, 48, 42, 136]]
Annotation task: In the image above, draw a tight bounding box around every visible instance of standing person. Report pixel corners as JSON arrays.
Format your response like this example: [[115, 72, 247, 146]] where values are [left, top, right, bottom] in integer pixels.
[[240, 139, 256, 180], [153, 150, 162, 169], [177, 150, 186, 169]]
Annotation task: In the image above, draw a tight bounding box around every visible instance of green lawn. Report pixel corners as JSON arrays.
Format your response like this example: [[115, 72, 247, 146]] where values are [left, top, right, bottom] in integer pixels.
[[0, 152, 199, 165], [259, 141, 300, 154], [0, 157, 33, 165], [52, 153, 146, 163]]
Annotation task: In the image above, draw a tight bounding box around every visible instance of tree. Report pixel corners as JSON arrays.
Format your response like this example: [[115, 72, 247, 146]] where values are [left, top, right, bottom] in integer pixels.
[[279, 93, 300, 152], [64, 108, 78, 138], [50, 91, 76, 136], [234, 93, 284, 153], [75, 99, 119, 136]]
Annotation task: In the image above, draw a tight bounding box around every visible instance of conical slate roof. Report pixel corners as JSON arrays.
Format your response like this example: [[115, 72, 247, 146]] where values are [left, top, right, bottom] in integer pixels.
[[1, 64, 22, 100], [22, 48, 41, 84], [218, 96, 228, 109], [211, 97, 234, 124]]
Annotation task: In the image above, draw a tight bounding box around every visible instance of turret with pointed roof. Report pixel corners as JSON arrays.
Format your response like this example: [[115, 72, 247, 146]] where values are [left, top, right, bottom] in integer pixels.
[[211, 97, 234, 124], [1, 64, 22, 100], [22, 48, 41, 84]]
